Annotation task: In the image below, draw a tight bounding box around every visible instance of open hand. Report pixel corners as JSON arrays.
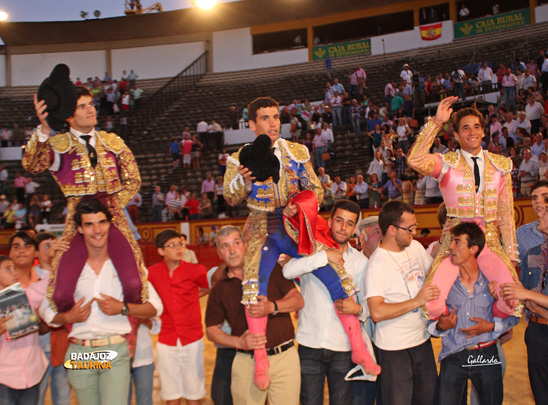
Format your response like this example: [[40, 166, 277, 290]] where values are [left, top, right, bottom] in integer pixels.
[[238, 330, 267, 351], [415, 283, 440, 306], [460, 317, 494, 338], [434, 96, 458, 125]]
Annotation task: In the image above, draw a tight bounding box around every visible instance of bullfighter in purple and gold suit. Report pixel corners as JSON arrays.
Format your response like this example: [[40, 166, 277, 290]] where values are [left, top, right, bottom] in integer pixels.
[[408, 96, 521, 320], [22, 75, 147, 318]]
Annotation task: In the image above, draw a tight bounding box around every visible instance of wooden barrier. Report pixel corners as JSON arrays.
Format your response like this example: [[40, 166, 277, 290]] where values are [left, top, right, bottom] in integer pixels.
[[0, 197, 536, 265]]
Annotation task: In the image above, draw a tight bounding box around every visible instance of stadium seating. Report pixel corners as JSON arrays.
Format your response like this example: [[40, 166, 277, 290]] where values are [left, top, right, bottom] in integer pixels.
[[4, 21, 548, 222]]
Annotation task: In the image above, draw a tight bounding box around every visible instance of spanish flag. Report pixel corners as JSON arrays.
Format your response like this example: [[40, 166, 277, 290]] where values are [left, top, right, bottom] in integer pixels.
[[420, 23, 442, 41]]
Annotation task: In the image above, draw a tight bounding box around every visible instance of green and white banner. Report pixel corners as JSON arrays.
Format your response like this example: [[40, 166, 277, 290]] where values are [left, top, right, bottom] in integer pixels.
[[313, 39, 371, 60], [454, 9, 530, 38]]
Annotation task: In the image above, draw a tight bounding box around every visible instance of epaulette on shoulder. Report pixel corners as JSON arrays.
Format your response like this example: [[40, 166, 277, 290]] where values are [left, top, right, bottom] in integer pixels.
[[486, 151, 512, 174], [282, 139, 310, 163], [441, 151, 460, 168], [97, 131, 124, 154], [49, 133, 71, 153]]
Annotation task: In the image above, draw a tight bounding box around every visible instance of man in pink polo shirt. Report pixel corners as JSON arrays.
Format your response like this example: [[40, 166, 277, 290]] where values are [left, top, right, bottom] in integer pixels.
[[13, 172, 27, 206], [0, 232, 49, 404]]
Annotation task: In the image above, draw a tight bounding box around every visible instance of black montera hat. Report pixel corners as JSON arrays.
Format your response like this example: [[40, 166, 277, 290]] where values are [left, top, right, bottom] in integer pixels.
[[37, 64, 77, 131], [239, 134, 280, 183]]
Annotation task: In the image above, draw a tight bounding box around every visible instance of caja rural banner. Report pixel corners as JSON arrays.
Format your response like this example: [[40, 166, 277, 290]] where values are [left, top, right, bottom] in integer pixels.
[[313, 39, 371, 61], [454, 9, 530, 39]]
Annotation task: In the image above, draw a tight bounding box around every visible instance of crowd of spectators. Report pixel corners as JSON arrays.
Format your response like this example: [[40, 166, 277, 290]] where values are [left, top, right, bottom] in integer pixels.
[[0, 168, 54, 230], [263, 48, 548, 220], [151, 173, 229, 223], [4, 43, 548, 227], [73, 70, 142, 137], [169, 120, 226, 170], [313, 100, 548, 215], [0, 69, 142, 149], [4, 30, 548, 405]]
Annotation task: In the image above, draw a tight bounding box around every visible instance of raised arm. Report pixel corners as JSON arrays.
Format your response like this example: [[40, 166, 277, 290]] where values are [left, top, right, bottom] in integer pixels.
[[407, 96, 458, 178], [22, 95, 56, 174]]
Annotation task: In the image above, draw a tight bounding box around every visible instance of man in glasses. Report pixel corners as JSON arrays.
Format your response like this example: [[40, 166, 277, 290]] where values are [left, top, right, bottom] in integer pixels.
[[366, 201, 440, 405], [408, 96, 520, 320], [148, 230, 209, 405]]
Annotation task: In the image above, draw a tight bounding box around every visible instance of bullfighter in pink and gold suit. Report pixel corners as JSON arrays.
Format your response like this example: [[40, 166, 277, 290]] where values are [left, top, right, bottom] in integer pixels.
[[408, 96, 521, 319]]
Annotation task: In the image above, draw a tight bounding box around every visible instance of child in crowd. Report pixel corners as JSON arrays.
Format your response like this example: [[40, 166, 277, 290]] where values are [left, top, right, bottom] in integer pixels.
[[148, 230, 209, 405], [0, 233, 49, 404], [181, 134, 193, 169]]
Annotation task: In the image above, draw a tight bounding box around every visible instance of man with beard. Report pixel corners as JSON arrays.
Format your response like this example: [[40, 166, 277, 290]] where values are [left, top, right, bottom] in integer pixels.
[[366, 201, 439, 405], [283, 200, 374, 404]]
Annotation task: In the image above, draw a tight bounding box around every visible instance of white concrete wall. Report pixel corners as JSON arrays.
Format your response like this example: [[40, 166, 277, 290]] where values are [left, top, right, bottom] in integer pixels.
[[536, 4, 548, 23], [212, 28, 252, 72], [111, 42, 206, 80], [371, 20, 454, 56], [11, 50, 106, 86], [251, 48, 308, 69], [212, 28, 309, 72], [0, 146, 22, 161], [0, 55, 6, 87]]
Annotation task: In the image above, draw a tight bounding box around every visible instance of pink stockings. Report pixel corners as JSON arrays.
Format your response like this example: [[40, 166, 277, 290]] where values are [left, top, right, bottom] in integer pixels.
[[426, 245, 518, 320], [244, 300, 381, 391], [334, 301, 381, 375], [245, 308, 270, 390]]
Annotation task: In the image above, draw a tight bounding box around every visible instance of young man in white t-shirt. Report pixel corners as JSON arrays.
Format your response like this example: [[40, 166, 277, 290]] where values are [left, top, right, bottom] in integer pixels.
[[366, 200, 440, 405]]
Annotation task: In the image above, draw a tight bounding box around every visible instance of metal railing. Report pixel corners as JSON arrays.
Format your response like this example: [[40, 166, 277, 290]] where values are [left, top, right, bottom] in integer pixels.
[[132, 51, 208, 135]]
